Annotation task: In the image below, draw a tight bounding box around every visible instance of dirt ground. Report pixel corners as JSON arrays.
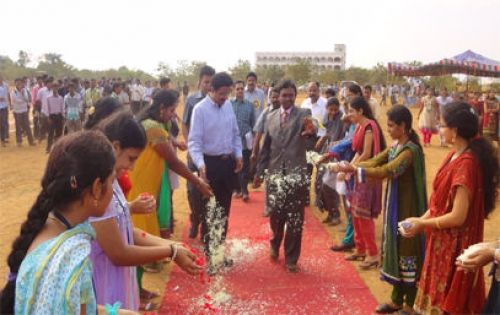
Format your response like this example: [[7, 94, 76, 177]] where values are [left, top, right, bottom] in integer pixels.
[[0, 95, 498, 309]]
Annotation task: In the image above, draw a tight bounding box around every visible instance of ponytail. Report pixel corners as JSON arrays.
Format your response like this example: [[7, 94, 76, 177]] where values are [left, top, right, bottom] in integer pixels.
[[0, 191, 53, 313], [408, 128, 423, 151], [0, 131, 115, 314], [443, 102, 499, 217], [469, 137, 498, 217]]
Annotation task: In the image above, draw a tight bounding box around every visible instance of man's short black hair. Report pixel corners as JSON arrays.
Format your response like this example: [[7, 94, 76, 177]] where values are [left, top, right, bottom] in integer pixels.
[[327, 97, 340, 107], [275, 79, 297, 95], [364, 85, 372, 92], [234, 80, 245, 86], [211, 72, 233, 90], [246, 72, 257, 80], [325, 88, 336, 97], [199, 65, 216, 81], [159, 77, 171, 87]]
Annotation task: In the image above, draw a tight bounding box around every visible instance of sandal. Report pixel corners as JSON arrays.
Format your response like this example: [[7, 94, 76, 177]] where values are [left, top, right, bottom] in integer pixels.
[[345, 253, 366, 261], [140, 288, 160, 300], [139, 301, 158, 311], [375, 303, 402, 314], [359, 260, 379, 270]]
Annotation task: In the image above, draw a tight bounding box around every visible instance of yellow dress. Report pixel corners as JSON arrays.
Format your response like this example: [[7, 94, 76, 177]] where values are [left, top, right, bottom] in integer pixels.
[[128, 119, 169, 236]]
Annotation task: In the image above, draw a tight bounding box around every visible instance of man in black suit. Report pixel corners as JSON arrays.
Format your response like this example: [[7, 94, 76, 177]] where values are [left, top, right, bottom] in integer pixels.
[[254, 79, 317, 273]]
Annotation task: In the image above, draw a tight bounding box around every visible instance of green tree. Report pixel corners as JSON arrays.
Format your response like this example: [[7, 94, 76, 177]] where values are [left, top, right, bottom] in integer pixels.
[[42, 53, 63, 65], [228, 59, 251, 81], [255, 65, 285, 84], [285, 59, 312, 85], [17, 50, 30, 68], [158, 60, 207, 87], [157, 62, 175, 78], [315, 70, 345, 86], [423, 75, 459, 92], [368, 63, 388, 85]]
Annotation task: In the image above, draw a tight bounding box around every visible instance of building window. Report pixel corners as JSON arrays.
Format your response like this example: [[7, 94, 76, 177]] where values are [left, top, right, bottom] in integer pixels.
[[334, 57, 341, 62]]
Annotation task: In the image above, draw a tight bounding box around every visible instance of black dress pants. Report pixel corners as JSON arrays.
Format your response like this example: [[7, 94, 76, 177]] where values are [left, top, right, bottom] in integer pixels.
[[267, 172, 307, 266], [201, 154, 236, 255], [47, 114, 64, 151]]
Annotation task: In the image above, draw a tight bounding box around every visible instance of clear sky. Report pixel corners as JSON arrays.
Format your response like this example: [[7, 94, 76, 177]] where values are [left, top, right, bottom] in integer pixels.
[[2, 0, 499, 74]]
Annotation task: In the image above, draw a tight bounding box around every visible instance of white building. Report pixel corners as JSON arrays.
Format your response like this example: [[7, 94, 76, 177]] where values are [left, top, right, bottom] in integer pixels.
[[255, 44, 346, 71]]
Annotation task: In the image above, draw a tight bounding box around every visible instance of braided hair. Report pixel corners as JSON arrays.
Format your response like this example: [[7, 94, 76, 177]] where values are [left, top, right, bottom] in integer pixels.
[[0, 131, 115, 313]]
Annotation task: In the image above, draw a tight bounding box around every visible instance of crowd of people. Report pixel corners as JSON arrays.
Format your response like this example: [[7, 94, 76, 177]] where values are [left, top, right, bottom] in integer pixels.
[[0, 66, 499, 315]]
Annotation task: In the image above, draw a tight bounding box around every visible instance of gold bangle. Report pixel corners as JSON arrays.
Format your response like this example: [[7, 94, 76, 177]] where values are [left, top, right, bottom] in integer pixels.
[[435, 219, 442, 230]]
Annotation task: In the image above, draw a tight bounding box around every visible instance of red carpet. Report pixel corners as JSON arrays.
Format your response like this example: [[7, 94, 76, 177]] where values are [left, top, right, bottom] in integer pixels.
[[160, 191, 377, 314]]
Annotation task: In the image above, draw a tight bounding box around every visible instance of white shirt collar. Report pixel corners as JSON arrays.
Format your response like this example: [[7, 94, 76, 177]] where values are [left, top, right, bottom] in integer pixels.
[[280, 106, 292, 115]]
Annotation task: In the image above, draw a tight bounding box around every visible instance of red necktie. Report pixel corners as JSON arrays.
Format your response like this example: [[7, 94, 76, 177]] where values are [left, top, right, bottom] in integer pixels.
[[281, 111, 289, 128]]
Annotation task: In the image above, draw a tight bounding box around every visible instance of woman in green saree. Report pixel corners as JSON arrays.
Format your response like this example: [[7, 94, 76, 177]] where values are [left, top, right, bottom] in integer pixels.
[[340, 105, 427, 314]]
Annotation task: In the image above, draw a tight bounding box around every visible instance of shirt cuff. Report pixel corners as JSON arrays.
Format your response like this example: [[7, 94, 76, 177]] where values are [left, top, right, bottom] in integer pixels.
[[234, 150, 243, 160], [193, 155, 205, 170]]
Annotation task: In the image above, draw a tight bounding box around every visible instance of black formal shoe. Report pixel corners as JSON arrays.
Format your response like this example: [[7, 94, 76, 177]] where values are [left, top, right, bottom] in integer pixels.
[[188, 226, 198, 239], [207, 265, 218, 276], [286, 264, 299, 273], [375, 303, 402, 314], [269, 248, 278, 261], [242, 194, 249, 202], [223, 258, 234, 267], [330, 243, 355, 252]]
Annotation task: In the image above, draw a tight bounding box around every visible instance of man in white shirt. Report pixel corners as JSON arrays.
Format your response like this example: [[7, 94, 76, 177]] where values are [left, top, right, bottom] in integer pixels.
[[10, 78, 35, 146], [143, 80, 154, 105], [244, 72, 266, 121], [436, 87, 453, 146], [130, 79, 145, 114], [64, 83, 83, 134], [36, 77, 54, 142], [363, 85, 380, 119], [301, 81, 327, 206], [0, 75, 11, 146], [301, 82, 327, 137]]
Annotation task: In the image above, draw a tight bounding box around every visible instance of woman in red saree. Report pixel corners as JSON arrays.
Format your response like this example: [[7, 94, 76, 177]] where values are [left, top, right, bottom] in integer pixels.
[[402, 102, 498, 314], [334, 96, 386, 269]]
